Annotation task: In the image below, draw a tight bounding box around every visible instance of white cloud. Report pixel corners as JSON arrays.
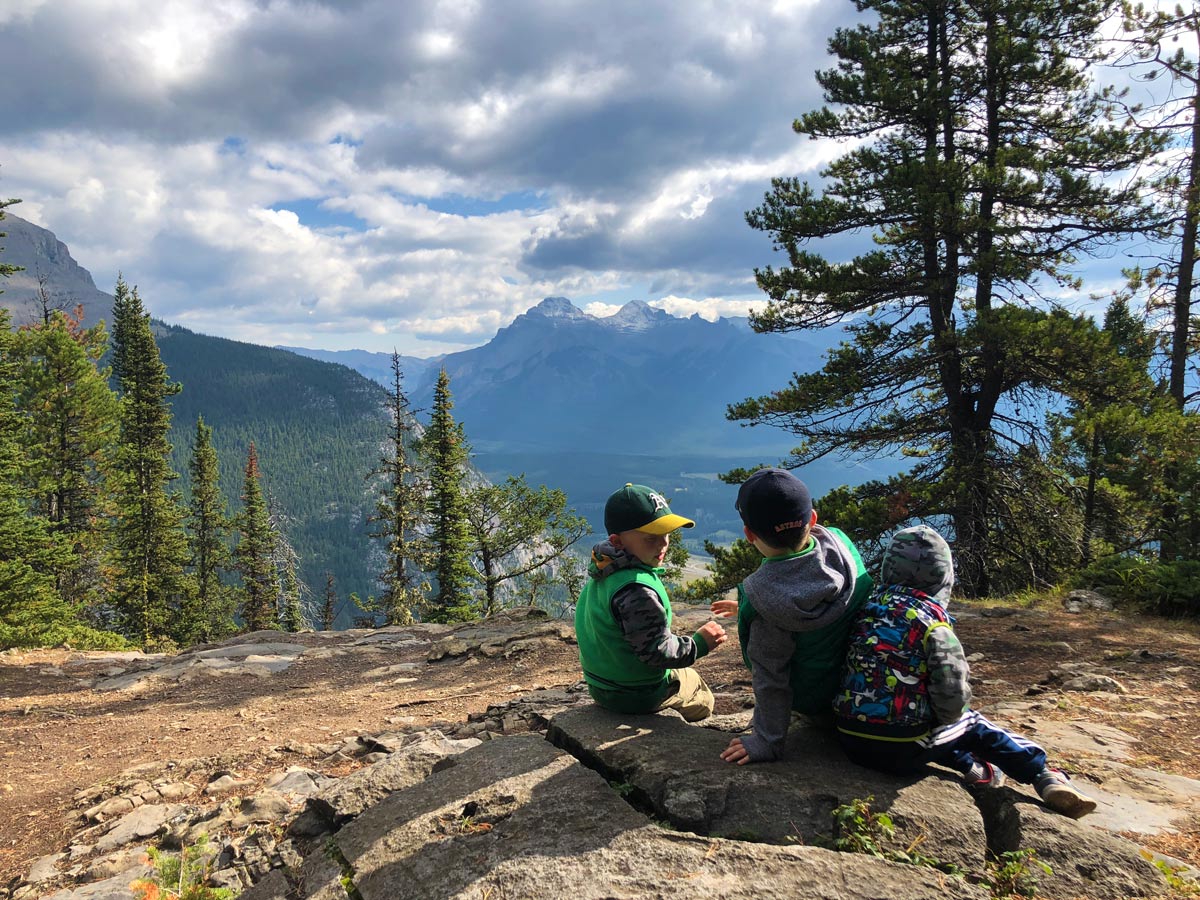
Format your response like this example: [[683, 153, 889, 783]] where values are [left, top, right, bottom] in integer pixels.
[[651, 295, 764, 321]]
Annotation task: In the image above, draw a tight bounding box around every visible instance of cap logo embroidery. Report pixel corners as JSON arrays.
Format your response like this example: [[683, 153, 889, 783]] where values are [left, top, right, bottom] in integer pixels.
[[648, 491, 669, 512]]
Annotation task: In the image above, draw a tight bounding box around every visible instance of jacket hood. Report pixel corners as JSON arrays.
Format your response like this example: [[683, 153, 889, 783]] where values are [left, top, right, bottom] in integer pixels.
[[880, 525, 954, 604], [741, 525, 861, 630], [587, 540, 655, 580]]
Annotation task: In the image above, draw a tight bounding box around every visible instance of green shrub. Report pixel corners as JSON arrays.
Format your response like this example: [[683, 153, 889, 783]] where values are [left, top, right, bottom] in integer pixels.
[[1074, 556, 1200, 617]]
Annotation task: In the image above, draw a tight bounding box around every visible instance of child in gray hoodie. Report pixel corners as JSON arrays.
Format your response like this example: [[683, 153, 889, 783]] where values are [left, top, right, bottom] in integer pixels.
[[714, 468, 872, 764]]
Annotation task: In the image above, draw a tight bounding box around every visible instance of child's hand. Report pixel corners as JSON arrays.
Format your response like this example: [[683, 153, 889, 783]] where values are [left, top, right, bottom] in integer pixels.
[[721, 737, 753, 765], [696, 620, 727, 652], [710, 598, 738, 618]]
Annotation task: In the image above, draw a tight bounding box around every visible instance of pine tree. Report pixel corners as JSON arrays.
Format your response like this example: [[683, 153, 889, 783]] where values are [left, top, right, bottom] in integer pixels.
[[732, 0, 1161, 594], [268, 494, 306, 632], [463, 476, 587, 616], [0, 306, 79, 648], [235, 442, 278, 632], [417, 368, 474, 622], [320, 571, 337, 631], [0, 198, 22, 282], [366, 352, 426, 625], [184, 416, 236, 642], [1117, 5, 1200, 560], [13, 305, 119, 610], [108, 278, 195, 644]]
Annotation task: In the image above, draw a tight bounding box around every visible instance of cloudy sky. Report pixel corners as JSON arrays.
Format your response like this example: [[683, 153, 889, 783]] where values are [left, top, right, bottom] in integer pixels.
[[1, 0, 1163, 358], [0, 0, 866, 356]]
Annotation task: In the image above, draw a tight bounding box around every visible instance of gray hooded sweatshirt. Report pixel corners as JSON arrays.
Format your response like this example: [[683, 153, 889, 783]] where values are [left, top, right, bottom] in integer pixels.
[[739, 525, 865, 761]]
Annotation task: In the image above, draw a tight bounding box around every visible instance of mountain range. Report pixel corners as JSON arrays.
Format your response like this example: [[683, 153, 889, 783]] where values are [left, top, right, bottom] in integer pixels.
[[289, 296, 828, 457], [1, 212, 897, 582]]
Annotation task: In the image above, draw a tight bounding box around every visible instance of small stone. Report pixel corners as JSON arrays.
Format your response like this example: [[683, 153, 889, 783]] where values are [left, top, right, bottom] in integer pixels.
[[155, 783, 192, 802], [204, 774, 251, 796], [1062, 674, 1128, 694], [26, 852, 65, 883], [86, 796, 135, 822]]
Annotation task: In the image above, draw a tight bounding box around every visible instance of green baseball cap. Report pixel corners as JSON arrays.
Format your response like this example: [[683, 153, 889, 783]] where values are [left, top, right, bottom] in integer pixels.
[[604, 483, 695, 535]]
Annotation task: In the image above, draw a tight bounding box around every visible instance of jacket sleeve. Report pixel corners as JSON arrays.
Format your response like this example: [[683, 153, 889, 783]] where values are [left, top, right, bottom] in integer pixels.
[[738, 616, 795, 762], [926, 624, 972, 724], [611, 583, 703, 669]]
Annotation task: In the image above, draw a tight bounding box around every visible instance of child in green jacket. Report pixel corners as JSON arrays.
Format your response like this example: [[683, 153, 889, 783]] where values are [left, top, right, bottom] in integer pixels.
[[576, 483, 727, 721]]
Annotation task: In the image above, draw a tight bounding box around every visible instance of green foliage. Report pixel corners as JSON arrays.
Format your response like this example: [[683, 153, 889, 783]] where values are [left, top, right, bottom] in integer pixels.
[[13, 305, 119, 609], [982, 849, 1053, 899], [418, 369, 474, 622], [674, 537, 760, 604], [463, 475, 588, 616], [0, 305, 116, 649], [365, 352, 425, 625], [1075, 555, 1200, 617], [184, 417, 237, 643], [820, 796, 963, 876], [235, 442, 278, 632], [733, 0, 1162, 595], [1142, 850, 1200, 896], [0, 197, 23, 283], [131, 836, 233, 900], [108, 278, 195, 644], [158, 325, 389, 627]]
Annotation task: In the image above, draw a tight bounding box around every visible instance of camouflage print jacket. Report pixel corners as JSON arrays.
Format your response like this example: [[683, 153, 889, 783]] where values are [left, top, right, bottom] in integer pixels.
[[591, 541, 706, 669]]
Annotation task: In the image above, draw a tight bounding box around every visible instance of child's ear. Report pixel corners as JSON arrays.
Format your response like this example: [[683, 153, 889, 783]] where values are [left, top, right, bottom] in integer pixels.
[[810, 509, 819, 527], [609, 532, 624, 550], [743, 525, 757, 543]]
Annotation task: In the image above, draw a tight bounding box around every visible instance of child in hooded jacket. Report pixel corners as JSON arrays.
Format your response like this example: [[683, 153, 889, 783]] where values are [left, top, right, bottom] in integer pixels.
[[714, 468, 873, 764], [834, 524, 1097, 818]]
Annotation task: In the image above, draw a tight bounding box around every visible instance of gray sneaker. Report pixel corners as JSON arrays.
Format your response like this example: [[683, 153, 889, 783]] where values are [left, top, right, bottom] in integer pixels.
[[1034, 768, 1097, 818], [963, 759, 1006, 788]]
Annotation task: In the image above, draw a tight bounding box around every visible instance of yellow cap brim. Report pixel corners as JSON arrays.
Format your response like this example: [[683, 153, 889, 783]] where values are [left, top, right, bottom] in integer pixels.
[[635, 513, 695, 535]]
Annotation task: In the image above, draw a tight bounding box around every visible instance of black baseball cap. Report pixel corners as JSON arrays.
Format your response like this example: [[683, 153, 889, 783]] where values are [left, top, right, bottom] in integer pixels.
[[604, 483, 695, 535], [736, 468, 813, 537]]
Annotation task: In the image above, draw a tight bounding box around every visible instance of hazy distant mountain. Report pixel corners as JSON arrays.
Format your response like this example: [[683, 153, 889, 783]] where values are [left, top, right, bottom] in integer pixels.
[[279, 346, 441, 389], [287, 296, 833, 458], [0, 213, 113, 327]]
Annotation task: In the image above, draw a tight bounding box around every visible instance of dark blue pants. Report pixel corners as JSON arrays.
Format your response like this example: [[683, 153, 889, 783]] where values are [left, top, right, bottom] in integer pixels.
[[837, 710, 1047, 784]]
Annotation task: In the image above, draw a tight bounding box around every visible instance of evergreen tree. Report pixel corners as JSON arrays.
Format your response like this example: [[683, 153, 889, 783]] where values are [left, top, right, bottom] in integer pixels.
[[675, 538, 762, 605], [13, 306, 119, 609], [108, 278, 194, 644], [321, 571, 337, 631], [185, 416, 236, 642], [268, 494, 306, 632], [732, 0, 1161, 594], [366, 352, 426, 625], [0, 198, 22, 282], [463, 475, 588, 616], [1117, 5, 1200, 560], [417, 368, 474, 622], [0, 306, 81, 648], [235, 442, 278, 632]]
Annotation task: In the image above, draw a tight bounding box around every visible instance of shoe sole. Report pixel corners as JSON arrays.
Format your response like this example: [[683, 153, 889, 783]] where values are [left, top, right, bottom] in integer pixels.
[[1041, 785, 1098, 819]]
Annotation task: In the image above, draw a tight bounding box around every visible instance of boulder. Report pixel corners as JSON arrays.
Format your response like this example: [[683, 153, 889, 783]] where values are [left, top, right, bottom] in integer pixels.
[[307, 730, 480, 825], [318, 735, 990, 900], [548, 706, 987, 873]]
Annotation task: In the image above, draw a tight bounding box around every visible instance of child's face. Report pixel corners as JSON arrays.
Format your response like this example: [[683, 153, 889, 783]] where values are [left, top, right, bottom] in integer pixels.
[[613, 528, 670, 567]]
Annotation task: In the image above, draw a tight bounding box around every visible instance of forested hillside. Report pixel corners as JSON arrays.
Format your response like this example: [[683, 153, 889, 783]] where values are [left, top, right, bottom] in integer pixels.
[[157, 325, 389, 625]]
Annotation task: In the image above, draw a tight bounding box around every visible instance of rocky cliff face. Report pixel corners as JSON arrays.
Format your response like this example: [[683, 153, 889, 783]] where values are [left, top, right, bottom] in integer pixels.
[[0, 214, 114, 327]]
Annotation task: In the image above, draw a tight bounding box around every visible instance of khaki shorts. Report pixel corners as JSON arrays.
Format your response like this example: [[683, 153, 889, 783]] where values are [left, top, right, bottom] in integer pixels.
[[656, 666, 714, 722]]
